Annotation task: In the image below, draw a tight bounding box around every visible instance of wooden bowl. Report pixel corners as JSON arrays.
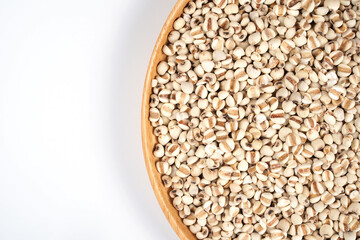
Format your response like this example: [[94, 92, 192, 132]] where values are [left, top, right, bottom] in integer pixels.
[[141, 0, 196, 239]]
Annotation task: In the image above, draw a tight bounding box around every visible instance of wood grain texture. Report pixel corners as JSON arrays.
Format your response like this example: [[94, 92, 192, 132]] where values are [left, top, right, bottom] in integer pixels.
[[141, 0, 196, 240]]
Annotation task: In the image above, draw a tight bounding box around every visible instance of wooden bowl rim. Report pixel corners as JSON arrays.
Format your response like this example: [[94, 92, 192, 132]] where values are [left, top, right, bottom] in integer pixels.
[[141, 0, 195, 240]]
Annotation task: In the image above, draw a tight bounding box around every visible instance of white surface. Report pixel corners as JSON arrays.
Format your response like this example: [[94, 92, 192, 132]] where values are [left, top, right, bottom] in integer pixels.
[[0, 0, 179, 239]]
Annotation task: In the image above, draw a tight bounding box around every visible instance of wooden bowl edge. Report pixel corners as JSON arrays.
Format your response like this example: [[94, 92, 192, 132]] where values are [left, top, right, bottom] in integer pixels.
[[141, 0, 196, 240]]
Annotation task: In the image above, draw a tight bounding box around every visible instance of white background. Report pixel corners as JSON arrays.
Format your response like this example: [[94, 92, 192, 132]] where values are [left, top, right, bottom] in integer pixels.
[[0, 0, 179, 239]]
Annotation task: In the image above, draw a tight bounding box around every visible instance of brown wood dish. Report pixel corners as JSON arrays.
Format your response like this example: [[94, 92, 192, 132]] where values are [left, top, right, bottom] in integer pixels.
[[141, 0, 196, 239]]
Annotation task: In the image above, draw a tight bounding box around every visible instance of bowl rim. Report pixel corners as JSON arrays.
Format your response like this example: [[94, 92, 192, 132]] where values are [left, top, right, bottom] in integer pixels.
[[141, 0, 196, 240]]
